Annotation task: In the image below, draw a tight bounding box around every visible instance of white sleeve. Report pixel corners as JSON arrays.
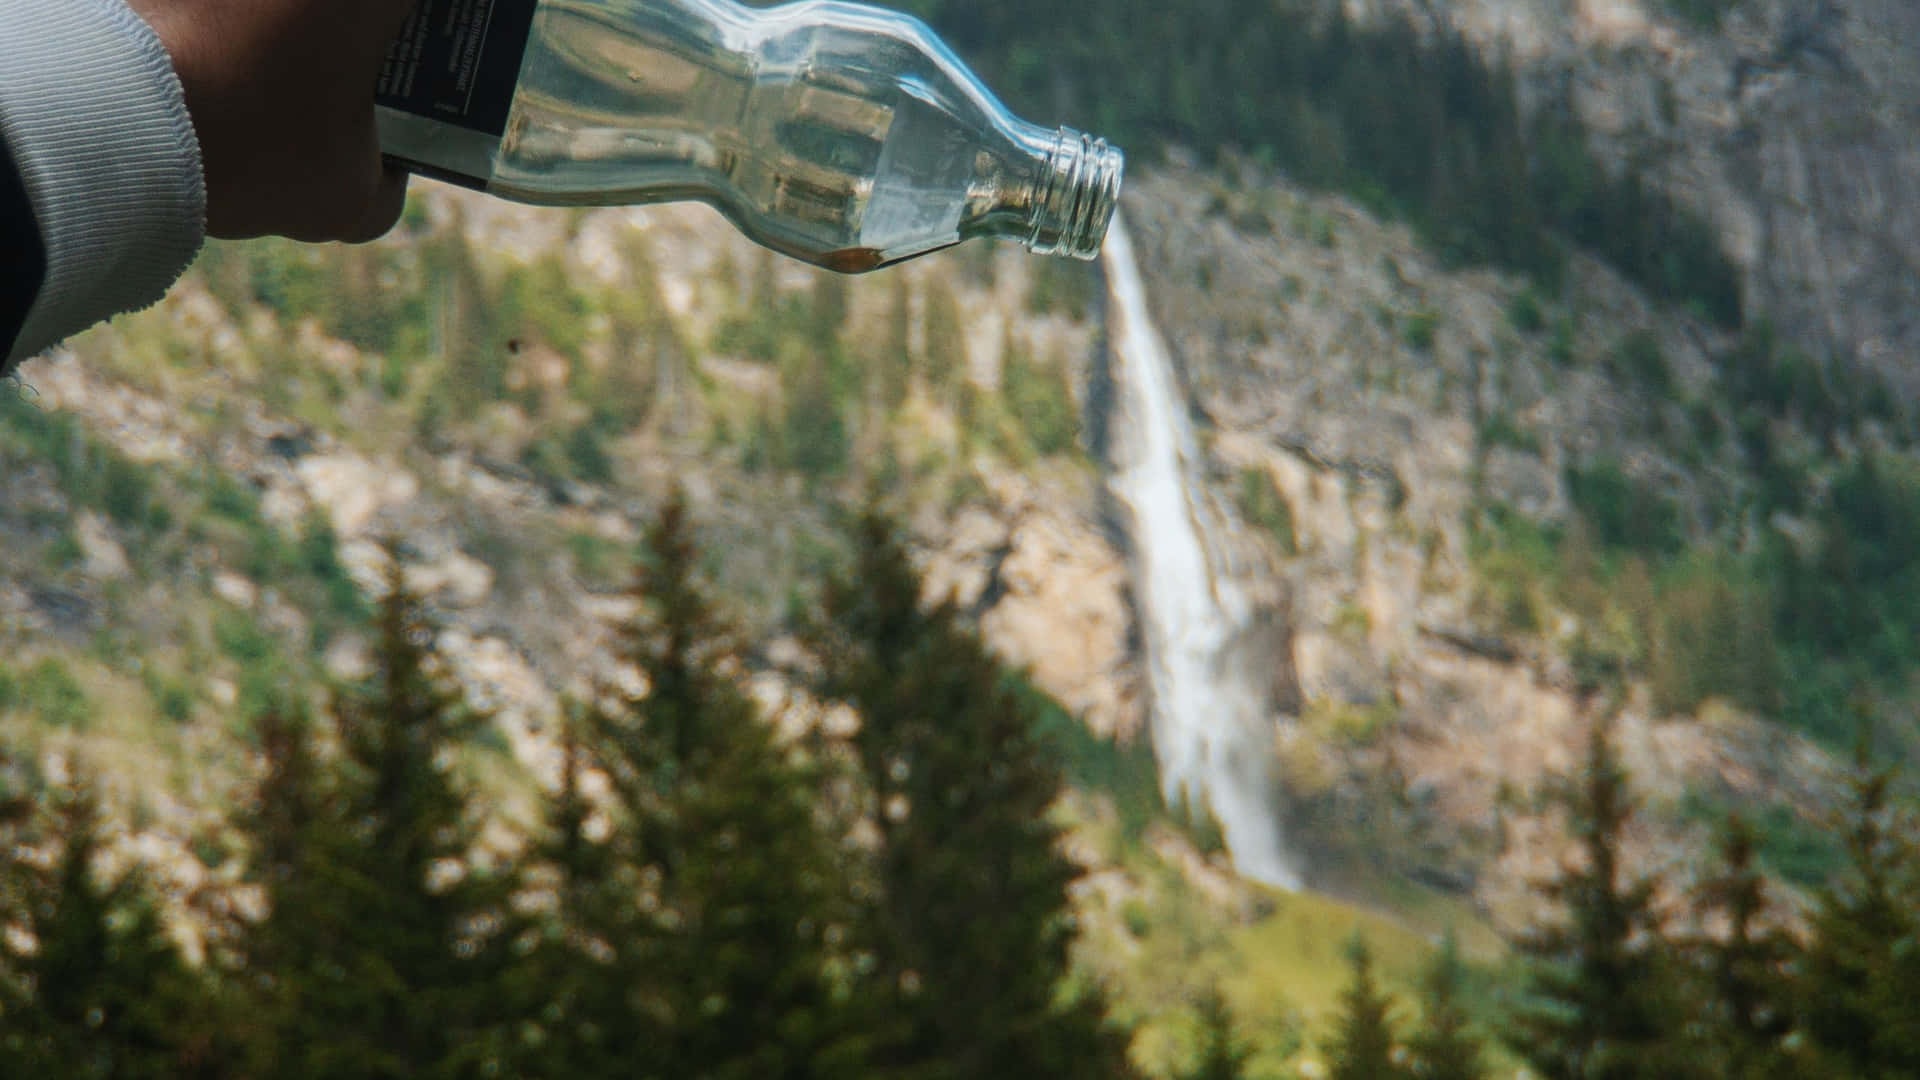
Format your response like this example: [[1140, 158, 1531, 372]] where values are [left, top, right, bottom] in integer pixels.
[[1, 0, 206, 372]]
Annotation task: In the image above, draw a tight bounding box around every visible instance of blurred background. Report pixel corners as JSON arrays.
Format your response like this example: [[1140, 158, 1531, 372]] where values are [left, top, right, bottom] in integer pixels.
[[2, 0, 1917, 1076]]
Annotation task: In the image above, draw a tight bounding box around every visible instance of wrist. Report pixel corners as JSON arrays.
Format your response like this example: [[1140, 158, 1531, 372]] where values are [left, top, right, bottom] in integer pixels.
[[0, 0, 206, 367]]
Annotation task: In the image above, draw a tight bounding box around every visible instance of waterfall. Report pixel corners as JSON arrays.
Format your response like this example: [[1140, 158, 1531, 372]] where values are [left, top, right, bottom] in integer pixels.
[[1102, 216, 1302, 890]]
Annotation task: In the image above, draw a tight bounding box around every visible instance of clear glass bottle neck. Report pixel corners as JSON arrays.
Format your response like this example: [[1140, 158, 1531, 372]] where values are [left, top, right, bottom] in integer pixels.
[[1011, 125, 1124, 259]]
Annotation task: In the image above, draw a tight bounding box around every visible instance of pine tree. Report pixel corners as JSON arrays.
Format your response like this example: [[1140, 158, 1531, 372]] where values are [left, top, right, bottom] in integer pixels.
[[1508, 717, 1701, 1080], [526, 489, 858, 1079], [1183, 985, 1252, 1080], [1325, 935, 1409, 1080], [234, 563, 517, 1080], [1687, 816, 1797, 1079], [813, 509, 1135, 1080], [502, 705, 628, 1079], [1405, 930, 1485, 1080], [1793, 747, 1920, 1078], [0, 788, 213, 1079]]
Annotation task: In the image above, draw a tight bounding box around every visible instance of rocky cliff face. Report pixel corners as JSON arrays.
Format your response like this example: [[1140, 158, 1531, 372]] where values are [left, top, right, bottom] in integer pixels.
[[1399, 0, 1920, 385], [1103, 161, 1861, 927], [6, 0, 1906, 948]]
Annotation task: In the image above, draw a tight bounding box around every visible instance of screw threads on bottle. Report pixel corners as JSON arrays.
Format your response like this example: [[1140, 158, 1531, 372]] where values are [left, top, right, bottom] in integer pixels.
[[1027, 128, 1125, 260]]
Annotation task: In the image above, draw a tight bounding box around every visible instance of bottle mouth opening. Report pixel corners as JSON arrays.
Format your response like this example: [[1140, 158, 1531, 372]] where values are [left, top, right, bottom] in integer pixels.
[[1028, 128, 1125, 261]]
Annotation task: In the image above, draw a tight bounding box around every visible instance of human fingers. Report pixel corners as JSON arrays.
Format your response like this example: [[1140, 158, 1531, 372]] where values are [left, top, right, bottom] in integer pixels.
[[342, 163, 412, 245], [144, 0, 420, 242]]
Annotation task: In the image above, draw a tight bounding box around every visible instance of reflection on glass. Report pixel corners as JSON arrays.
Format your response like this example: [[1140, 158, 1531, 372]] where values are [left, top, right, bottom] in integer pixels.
[[381, 0, 1123, 271]]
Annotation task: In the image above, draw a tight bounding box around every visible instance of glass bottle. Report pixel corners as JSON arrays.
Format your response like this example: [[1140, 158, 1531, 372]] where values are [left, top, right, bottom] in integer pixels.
[[375, 0, 1123, 272]]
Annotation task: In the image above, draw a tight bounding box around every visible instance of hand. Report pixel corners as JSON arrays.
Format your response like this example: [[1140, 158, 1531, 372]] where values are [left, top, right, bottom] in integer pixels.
[[126, 0, 415, 243]]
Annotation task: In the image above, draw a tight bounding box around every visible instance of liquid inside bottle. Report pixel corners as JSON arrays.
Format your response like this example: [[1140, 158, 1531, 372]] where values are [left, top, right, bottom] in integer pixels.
[[376, 0, 1124, 271]]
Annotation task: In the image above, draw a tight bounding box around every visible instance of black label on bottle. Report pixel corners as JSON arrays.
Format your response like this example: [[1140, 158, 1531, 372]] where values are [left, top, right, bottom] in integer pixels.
[[376, 0, 538, 137]]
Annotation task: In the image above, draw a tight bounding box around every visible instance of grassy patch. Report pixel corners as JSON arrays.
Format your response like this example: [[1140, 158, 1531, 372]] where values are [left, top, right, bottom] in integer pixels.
[[1401, 309, 1440, 353], [1016, 673, 1165, 842], [1002, 339, 1080, 459], [567, 531, 632, 590], [1507, 288, 1546, 334], [1661, 0, 1739, 30], [1478, 412, 1541, 455], [7, 658, 92, 729], [1564, 460, 1683, 555], [1610, 330, 1673, 395], [1236, 469, 1298, 555], [1026, 258, 1098, 322]]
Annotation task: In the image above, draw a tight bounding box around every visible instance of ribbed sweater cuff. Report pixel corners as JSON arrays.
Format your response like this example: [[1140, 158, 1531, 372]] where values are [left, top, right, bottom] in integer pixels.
[[1, 0, 206, 372]]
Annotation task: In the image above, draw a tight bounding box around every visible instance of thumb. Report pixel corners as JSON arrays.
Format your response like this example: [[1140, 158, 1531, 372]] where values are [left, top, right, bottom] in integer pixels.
[[343, 164, 413, 244]]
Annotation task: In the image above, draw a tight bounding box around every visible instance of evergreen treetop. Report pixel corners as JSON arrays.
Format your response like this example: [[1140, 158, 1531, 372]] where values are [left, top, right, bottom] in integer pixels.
[[0, 787, 211, 1079], [521, 488, 858, 1080], [1793, 746, 1920, 1078], [230, 558, 517, 1080], [1405, 930, 1485, 1080], [1508, 716, 1701, 1080], [814, 508, 1135, 1080], [1325, 934, 1409, 1080], [1183, 984, 1253, 1080]]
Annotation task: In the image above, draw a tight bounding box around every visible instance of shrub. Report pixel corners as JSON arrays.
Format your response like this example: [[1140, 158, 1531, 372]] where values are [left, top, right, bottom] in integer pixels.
[[214, 609, 275, 665], [1402, 309, 1440, 352], [1547, 317, 1577, 367], [1479, 412, 1541, 454], [1565, 460, 1683, 555], [1026, 258, 1097, 321], [1662, 0, 1738, 30], [1647, 563, 1781, 717], [567, 531, 629, 589], [21, 658, 89, 728], [1236, 468, 1298, 555], [1002, 343, 1079, 458], [1612, 330, 1672, 394], [1508, 288, 1545, 333], [147, 672, 195, 724], [100, 455, 159, 528], [565, 423, 615, 485], [1016, 671, 1164, 841]]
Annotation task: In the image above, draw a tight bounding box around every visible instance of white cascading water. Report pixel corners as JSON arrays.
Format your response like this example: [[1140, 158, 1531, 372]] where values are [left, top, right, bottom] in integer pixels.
[[1103, 215, 1303, 889]]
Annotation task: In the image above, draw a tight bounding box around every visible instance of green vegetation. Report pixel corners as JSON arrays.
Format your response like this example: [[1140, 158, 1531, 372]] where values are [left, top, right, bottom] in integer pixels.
[[1323, 936, 1403, 1080], [1406, 932, 1488, 1080], [0, 790, 213, 1077], [1028, 258, 1100, 322], [234, 560, 513, 1079], [1563, 460, 1683, 556], [1235, 468, 1297, 555], [1507, 289, 1546, 334], [1661, 0, 1740, 31], [565, 530, 630, 589], [1721, 322, 1900, 450], [1478, 448, 1920, 745], [0, 390, 170, 536], [519, 492, 856, 1077], [1018, 672, 1165, 841], [1507, 720, 1697, 1079], [813, 509, 1136, 1077], [6, 506, 1919, 1080], [1610, 330, 1673, 395], [896, 0, 1742, 325], [1477, 412, 1541, 455], [1, 503, 1142, 1078], [1793, 750, 1920, 1078], [1002, 338, 1081, 458], [1401, 310, 1440, 354], [9, 659, 90, 728], [1178, 987, 1253, 1080]]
